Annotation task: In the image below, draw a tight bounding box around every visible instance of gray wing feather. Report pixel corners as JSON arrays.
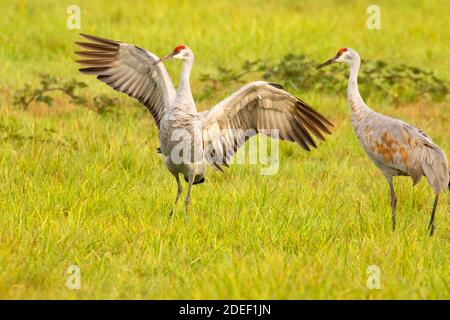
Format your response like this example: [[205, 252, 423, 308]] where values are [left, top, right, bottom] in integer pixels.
[[359, 115, 449, 192], [75, 34, 176, 128], [200, 81, 333, 169], [397, 120, 448, 193]]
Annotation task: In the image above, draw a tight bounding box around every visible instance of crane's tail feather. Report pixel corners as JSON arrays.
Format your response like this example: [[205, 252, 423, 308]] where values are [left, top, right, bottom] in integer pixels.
[[421, 148, 449, 194], [184, 176, 205, 185]]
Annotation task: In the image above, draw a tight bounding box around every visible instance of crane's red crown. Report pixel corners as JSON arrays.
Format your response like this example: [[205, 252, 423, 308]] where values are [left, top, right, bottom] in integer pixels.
[[338, 48, 348, 54], [173, 45, 187, 53]]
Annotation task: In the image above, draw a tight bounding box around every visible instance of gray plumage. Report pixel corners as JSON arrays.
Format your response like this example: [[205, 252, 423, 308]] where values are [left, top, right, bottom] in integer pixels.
[[76, 34, 333, 221], [76, 34, 175, 127], [318, 47, 449, 236]]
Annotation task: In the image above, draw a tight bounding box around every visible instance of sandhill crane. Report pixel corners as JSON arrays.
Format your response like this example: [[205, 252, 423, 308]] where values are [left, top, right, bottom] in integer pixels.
[[317, 48, 449, 236], [75, 34, 333, 221]]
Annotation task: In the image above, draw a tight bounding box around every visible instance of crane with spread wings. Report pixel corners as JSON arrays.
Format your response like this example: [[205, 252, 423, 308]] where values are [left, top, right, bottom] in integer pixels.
[[76, 34, 333, 221]]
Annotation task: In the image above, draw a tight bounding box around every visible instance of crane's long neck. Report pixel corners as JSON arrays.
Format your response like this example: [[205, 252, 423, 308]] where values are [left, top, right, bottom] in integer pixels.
[[174, 57, 196, 113], [347, 56, 372, 119]]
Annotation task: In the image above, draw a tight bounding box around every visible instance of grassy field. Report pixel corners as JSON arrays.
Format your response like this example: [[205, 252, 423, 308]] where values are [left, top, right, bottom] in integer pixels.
[[0, 0, 449, 299]]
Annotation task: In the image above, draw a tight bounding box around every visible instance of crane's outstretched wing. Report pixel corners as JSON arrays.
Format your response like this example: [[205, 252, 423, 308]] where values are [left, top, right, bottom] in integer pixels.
[[200, 81, 333, 170], [75, 34, 176, 128]]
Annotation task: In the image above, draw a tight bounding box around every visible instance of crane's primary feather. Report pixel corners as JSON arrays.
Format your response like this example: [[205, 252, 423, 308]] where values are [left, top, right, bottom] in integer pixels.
[[201, 81, 333, 169], [75, 34, 176, 129]]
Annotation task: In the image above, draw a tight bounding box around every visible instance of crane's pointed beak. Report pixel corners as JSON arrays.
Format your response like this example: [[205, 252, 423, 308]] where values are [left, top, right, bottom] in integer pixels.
[[154, 53, 174, 65], [316, 54, 339, 69]]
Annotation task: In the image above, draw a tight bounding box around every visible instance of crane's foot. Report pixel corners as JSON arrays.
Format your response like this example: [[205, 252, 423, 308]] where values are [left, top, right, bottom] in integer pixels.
[[184, 175, 194, 224], [428, 224, 435, 237], [388, 179, 397, 232], [185, 201, 190, 224], [391, 212, 396, 231], [390, 203, 397, 232], [169, 175, 182, 220], [427, 194, 439, 237]]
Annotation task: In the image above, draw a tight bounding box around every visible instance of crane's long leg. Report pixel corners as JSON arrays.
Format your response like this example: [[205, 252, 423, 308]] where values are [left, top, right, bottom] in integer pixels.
[[428, 193, 439, 237], [387, 177, 397, 231], [169, 174, 182, 218], [184, 175, 194, 223]]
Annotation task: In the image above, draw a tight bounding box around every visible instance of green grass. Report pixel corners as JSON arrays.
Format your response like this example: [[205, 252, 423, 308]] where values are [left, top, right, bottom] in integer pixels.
[[0, 0, 449, 299]]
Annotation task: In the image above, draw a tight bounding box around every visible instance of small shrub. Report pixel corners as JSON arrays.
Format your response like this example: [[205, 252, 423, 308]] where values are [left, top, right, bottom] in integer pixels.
[[13, 74, 121, 115], [199, 54, 448, 105], [93, 94, 120, 115], [198, 60, 263, 101], [13, 74, 88, 110]]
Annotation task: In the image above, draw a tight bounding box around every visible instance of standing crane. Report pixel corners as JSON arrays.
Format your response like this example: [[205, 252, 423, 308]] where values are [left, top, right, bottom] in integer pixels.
[[75, 34, 333, 221], [317, 48, 449, 236]]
